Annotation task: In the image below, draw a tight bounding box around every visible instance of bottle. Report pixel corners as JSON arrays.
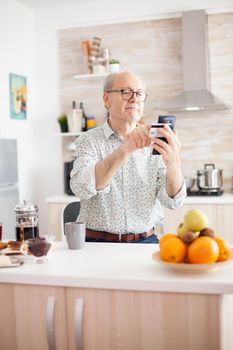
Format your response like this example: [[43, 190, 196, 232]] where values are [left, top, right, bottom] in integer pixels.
[[80, 102, 87, 132], [67, 101, 82, 133], [102, 48, 110, 73]]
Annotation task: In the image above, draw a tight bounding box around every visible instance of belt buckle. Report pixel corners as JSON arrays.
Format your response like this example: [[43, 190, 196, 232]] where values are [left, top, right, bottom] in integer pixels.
[[118, 234, 122, 242]]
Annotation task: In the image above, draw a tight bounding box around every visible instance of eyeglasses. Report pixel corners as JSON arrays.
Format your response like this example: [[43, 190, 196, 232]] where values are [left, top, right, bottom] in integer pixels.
[[106, 89, 147, 102]]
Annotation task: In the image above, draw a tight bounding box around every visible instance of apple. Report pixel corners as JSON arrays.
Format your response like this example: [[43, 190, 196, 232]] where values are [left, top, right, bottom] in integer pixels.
[[184, 209, 208, 232]]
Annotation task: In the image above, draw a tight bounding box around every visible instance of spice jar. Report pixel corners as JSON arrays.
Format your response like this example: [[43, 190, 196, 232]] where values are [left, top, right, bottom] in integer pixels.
[[14, 200, 39, 241], [86, 116, 96, 130]]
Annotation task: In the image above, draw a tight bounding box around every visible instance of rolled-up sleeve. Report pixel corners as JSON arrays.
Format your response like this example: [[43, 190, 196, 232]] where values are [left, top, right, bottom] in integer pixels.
[[70, 134, 110, 200]]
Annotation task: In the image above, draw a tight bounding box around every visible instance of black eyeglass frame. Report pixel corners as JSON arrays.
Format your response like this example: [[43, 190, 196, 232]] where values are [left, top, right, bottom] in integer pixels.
[[106, 89, 147, 102]]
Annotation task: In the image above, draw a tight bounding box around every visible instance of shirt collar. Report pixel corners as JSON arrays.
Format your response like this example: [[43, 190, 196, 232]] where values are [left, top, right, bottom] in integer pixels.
[[102, 119, 119, 140]]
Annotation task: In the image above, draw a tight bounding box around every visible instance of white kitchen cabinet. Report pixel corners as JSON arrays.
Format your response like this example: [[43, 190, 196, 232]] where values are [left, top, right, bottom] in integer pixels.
[[163, 204, 217, 234], [47, 197, 79, 240], [216, 204, 233, 242], [163, 203, 233, 243], [47, 202, 66, 239]]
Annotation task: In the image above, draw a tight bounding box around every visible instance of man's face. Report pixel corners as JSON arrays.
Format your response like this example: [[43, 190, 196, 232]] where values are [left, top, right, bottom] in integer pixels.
[[103, 72, 146, 124]]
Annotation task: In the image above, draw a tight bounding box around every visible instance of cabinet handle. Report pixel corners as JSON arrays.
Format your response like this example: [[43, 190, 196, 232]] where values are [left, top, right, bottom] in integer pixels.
[[75, 298, 84, 350], [46, 296, 56, 350]]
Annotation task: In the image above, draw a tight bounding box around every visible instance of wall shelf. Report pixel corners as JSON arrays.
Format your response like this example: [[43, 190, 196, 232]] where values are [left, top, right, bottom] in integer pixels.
[[59, 132, 83, 137], [73, 73, 108, 80]]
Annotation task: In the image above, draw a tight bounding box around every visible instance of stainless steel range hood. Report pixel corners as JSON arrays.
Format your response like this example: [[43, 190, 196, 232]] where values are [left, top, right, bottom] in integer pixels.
[[160, 10, 229, 112]]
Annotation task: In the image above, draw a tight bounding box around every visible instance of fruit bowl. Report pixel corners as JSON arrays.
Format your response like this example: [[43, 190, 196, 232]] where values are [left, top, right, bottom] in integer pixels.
[[152, 249, 233, 272]]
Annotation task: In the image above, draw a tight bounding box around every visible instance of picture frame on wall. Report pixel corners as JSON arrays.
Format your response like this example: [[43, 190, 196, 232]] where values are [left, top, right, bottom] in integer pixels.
[[9, 73, 27, 120]]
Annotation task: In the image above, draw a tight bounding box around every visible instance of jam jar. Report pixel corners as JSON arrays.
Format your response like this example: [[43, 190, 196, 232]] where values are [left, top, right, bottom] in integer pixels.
[[14, 200, 39, 241]]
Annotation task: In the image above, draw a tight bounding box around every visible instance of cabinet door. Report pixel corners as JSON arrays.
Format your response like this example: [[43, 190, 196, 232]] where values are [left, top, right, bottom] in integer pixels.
[[163, 204, 217, 234], [66, 287, 117, 350], [216, 204, 233, 243], [14, 284, 67, 350], [66, 287, 221, 350], [0, 284, 16, 350]]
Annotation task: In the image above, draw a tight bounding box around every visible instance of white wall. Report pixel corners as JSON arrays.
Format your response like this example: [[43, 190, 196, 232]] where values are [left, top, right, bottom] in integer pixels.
[[0, 1, 36, 205]]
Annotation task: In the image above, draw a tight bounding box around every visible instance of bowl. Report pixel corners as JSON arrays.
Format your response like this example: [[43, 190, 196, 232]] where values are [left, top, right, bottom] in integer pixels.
[[185, 178, 195, 190], [27, 236, 52, 263], [152, 250, 233, 272]]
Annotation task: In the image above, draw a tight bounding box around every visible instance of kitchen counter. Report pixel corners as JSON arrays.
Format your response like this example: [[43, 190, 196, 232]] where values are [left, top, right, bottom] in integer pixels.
[[1, 242, 233, 294], [1, 242, 233, 350], [185, 192, 233, 204], [46, 192, 233, 204]]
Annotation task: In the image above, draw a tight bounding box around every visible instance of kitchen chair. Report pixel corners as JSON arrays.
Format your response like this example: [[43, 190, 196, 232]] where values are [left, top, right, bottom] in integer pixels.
[[62, 201, 80, 237]]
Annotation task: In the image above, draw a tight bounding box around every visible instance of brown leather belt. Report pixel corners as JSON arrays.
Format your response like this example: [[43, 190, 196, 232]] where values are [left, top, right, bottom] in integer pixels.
[[86, 228, 154, 242]]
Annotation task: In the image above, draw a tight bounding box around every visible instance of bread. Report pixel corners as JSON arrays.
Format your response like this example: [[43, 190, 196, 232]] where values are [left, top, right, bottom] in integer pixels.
[[7, 240, 22, 251], [0, 242, 8, 250], [7, 240, 29, 255]]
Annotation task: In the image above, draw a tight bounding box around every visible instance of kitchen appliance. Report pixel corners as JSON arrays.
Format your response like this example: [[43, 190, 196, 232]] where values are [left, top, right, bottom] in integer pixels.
[[159, 10, 229, 112], [14, 200, 39, 241], [0, 138, 19, 239], [64, 160, 75, 195], [187, 189, 224, 196], [197, 164, 223, 191]]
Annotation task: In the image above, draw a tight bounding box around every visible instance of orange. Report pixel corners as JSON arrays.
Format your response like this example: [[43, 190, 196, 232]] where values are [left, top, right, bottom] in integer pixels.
[[159, 237, 187, 263], [187, 236, 219, 264], [215, 236, 231, 262], [159, 233, 177, 247]]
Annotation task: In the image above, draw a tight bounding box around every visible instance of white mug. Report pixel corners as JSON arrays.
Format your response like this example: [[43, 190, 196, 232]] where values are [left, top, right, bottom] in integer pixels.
[[65, 222, 86, 250]]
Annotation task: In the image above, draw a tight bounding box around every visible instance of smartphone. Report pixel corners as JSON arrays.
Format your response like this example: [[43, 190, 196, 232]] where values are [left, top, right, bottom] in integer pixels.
[[158, 115, 176, 130], [150, 115, 176, 155]]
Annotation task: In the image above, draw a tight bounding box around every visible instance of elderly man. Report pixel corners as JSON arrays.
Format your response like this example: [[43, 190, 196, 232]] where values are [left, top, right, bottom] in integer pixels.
[[70, 71, 186, 243]]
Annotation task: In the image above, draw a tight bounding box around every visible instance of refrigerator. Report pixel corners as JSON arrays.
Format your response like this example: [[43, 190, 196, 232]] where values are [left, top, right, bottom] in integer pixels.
[[0, 138, 19, 239]]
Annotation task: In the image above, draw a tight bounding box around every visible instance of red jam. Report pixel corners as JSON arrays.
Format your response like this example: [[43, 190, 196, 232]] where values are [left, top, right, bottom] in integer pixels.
[[27, 236, 51, 257]]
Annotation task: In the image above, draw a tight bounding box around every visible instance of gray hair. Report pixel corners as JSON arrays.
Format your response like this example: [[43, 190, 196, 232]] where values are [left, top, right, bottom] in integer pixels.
[[103, 71, 146, 92], [103, 73, 117, 92]]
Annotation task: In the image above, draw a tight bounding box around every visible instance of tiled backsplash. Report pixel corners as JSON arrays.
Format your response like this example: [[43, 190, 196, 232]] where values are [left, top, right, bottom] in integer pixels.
[[59, 13, 233, 191]]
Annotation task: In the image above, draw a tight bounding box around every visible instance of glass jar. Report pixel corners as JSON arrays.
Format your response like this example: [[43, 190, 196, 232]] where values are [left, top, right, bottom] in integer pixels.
[[14, 200, 39, 241], [86, 116, 96, 130], [92, 55, 106, 74]]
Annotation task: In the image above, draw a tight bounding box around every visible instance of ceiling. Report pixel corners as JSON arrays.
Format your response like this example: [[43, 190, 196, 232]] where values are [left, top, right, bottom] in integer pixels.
[[16, 0, 233, 11], [17, 0, 99, 8]]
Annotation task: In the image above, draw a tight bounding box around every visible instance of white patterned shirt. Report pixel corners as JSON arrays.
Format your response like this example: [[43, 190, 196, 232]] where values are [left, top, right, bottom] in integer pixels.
[[70, 120, 186, 234]]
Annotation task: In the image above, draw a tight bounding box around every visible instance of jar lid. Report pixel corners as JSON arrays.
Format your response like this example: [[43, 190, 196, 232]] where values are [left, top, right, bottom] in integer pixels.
[[14, 200, 38, 214]]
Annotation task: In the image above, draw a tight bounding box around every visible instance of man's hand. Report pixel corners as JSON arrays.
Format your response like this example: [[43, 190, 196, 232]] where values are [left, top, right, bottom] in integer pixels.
[[151, 124, 181, 168], [123, 124, 151, 154], [151, 124, 183, 197]]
